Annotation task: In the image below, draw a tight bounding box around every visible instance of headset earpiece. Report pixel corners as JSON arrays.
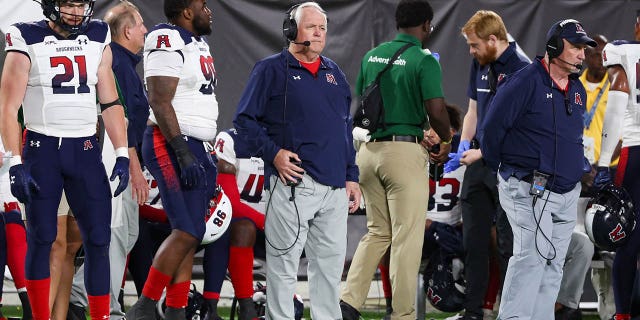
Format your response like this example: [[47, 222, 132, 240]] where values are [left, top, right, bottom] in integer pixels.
[[283, 4, 300, 42], [546, 24, 564, 59]]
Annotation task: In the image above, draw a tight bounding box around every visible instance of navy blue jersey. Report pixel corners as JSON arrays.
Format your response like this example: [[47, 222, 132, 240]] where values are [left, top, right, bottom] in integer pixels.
[[467, 42, 530, 142], [481, 58, 586, 193]]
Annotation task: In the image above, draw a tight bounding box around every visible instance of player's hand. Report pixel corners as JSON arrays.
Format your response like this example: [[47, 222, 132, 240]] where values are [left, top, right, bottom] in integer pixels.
[[9, 164, 40, 204], [593, 166, 612, 189], [444, 140, 470, 173], [430, 142, 451, 164], [110, 157, 130, 197], [169, 135, 206, 189]]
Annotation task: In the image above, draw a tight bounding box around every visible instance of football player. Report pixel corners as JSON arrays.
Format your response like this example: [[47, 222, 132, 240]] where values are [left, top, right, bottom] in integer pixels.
[[0, 0, 130, 319], [203, 128, 266, 320], [125, 0, 219, 318], [594, 11, 640, 320]]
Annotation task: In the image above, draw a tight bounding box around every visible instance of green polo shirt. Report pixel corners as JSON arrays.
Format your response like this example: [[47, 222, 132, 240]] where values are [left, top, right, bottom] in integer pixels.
[[356, 33, 443, 138]]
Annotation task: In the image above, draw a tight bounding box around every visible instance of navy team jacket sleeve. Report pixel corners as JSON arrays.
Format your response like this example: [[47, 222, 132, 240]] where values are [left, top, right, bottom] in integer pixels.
[[234, 59, 281, 165], [480, 68, 530, 171]]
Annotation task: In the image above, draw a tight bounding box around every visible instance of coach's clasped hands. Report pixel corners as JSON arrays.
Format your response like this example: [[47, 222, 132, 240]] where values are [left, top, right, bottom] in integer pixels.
[[444, 139, 470, 173], [9, 164, 40, 204], [110, 157, 130, 197]]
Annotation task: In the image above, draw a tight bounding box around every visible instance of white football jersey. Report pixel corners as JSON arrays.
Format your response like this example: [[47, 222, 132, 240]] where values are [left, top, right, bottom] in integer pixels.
[[426, 165, 465, 225], [214, 129, 266, 213], [144, 24, 218, 141], [603, 41, 640, 146], [4, 20, 109, 137]]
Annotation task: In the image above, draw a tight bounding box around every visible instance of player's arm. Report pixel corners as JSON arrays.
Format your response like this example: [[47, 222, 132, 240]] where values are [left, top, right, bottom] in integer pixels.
[[0, 52, 30, 159], [597, 64, 628, 167], [146, 75, 180, 141], [97, 45, 128, 151]]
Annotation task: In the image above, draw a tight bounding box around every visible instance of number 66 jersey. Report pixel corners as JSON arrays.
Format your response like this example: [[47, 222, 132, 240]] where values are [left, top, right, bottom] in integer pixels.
[[4, 20, 110, 138]]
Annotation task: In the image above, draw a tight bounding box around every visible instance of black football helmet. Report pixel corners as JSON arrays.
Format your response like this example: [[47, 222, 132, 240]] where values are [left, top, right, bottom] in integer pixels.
[[157, 283, 208, 320], [39, 0, 95, 34], [585, 183, 636, 251], [423, 248, 465, 313]]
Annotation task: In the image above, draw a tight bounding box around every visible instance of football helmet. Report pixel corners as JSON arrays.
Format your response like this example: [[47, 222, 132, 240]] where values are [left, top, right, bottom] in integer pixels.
[[585, 183, 636, 251], [423, 248, 465, 313], [244, 282, 303, 320], [39, 0, 95, 34], [202, 185, 233, 245], [156, 283, 208, 320]]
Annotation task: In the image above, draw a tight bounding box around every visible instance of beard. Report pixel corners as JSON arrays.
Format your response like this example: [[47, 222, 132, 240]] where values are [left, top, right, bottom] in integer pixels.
[[193, 14, 212, 36], [476, 44, 497, 66]]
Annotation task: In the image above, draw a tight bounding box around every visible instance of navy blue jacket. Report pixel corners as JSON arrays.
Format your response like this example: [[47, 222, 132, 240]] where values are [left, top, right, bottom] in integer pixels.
[[481, 58, 586, 193], [233, 49, 358, 188], [110, 42, 149, 149], [468, 42, 529, 143]]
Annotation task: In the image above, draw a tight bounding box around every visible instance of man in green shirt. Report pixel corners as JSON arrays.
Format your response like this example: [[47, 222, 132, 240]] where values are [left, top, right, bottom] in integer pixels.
[[341, 1, 451, 319]]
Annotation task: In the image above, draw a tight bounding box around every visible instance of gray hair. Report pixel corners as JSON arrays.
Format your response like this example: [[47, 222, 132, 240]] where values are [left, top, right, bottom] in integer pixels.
[[291, 2, 327, 27]]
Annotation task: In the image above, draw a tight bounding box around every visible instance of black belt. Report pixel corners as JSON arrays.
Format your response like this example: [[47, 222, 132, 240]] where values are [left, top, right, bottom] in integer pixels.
[[372, 135, 419, 143]]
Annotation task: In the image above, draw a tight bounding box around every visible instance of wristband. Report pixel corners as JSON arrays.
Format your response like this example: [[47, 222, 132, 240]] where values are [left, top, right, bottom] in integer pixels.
[[440, 136, 453, 145], [115, 147, 129, 159], [9, 155, 22, 167]]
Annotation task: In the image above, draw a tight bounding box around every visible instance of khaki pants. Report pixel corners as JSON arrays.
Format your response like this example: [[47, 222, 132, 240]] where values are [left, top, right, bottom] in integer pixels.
[[341, 141, 429, 320]]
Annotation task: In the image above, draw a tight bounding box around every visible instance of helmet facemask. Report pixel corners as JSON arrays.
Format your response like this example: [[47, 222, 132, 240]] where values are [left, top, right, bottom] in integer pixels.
[[40, 0, 95, 35]]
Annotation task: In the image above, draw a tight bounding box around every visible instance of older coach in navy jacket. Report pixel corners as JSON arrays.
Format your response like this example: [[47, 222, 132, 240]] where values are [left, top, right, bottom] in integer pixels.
[[481, 19, 595, 319], [233, 2, 361, 319]]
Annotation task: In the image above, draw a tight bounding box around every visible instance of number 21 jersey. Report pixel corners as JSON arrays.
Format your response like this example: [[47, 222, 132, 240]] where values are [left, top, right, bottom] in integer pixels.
[[4, 20, 110, 137]]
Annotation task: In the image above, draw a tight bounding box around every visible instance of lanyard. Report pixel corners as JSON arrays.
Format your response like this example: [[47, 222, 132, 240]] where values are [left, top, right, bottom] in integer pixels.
[[583, 80, 609, 129]]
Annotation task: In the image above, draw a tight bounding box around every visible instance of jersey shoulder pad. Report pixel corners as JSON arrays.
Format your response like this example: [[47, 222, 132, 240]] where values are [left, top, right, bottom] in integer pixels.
[[144, 24, 191, 53], [602, 41, 629, 67], [83, 20, 109, 44], [214, 130, 237, 165], [5, 21, 50, 50]]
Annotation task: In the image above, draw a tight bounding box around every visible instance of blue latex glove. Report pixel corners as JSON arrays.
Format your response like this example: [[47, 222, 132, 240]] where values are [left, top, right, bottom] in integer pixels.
[[593, 166, 612, 189], [110, 156, 130, 197], [9, 164, 40, 204], [444, 140, 470, 173]]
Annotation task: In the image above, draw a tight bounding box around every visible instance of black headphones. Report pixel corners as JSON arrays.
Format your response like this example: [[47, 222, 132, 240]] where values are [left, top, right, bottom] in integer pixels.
[[283, 4, 301, 42], [546, 19, 580, 59]]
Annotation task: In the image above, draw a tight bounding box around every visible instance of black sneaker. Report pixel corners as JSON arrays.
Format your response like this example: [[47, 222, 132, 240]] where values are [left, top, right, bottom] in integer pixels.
[[555, 306, 582, 320], [125, 296, 158, 320], [340, 301, 360, 320], [66, 303, 86, 320]]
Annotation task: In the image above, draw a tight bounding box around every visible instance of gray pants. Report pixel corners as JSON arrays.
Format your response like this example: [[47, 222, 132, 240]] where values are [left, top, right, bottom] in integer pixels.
[[497, 175, 580, 320], [265, 174, 348, 320], [557, 231, 594, 309]]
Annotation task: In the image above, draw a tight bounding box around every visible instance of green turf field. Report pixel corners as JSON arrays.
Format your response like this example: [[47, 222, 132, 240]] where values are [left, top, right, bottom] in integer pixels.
[[0, 305, 604, 319]]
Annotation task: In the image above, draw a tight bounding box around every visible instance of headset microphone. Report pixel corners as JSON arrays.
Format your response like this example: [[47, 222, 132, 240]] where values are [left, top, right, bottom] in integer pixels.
[[556, 57, 582, 71], [292, 41, 311, 46]]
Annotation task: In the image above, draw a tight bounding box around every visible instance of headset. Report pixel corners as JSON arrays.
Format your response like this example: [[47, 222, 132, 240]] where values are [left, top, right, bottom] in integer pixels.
[[546, 19, 581, 59], [283, 4, 301, 42]]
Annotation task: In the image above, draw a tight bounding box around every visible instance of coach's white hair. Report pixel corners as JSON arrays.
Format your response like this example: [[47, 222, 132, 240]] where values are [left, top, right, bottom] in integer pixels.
[[291, 2, 327, 27]]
